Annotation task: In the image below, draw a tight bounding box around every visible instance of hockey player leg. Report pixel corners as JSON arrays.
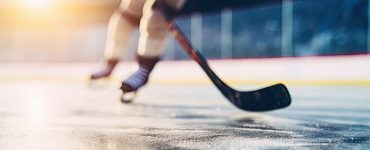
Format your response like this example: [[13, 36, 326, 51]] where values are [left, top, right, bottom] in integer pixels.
[[90, 0, 143, 85]]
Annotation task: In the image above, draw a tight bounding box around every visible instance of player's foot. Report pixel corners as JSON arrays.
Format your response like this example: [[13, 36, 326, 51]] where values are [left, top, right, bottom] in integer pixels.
[[120, 55, 160, 103], [90, 58, 119, 80]]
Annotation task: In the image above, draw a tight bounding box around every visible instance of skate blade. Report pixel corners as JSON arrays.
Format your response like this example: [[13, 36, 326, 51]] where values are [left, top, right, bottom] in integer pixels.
[[121, 91, 137, 104]]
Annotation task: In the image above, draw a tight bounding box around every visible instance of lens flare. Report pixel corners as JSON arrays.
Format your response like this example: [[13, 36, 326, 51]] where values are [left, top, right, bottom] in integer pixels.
[[25, 0, 49, 8]]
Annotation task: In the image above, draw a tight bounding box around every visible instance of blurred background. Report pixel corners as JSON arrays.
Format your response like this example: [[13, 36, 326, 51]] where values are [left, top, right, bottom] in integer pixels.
[[0, 0, 368, 62]]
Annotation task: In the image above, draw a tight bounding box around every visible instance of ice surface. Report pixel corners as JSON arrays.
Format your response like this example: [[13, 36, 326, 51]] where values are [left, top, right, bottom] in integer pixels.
[[0, 58, 369, 149], [0, 81, 369, 149]]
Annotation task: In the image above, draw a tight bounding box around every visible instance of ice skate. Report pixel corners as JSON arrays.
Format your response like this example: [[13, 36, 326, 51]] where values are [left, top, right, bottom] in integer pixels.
[[120, 56, 160, 103], [89, 59, 119, 88], [90, 58, 119, 80]]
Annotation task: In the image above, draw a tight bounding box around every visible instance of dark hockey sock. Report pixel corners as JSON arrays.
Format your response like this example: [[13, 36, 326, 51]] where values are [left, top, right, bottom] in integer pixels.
[[120, 55, 160, 92]]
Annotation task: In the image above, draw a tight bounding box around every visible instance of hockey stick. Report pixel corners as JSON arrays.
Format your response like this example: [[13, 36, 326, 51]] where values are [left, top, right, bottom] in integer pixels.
[[153, 1, 291, 111], [166, 22, 291, 111]]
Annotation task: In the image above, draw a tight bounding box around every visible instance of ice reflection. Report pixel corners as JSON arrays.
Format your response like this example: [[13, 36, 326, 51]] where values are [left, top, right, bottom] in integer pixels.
[[22, 83, 51, 129]]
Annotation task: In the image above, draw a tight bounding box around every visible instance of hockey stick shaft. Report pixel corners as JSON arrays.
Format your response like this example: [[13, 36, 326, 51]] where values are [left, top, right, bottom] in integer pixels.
[[167, 22, 234, 97], [156, 2, 291, 111], [167, 21, 291, 111]]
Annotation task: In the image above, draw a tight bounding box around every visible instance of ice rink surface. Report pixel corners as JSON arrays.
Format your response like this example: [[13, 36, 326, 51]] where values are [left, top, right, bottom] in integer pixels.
[[0, 56, 369, 149]]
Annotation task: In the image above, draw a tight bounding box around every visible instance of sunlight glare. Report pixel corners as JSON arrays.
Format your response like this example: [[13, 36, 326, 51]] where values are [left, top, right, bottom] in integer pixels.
[[25, 0, 50, 9]]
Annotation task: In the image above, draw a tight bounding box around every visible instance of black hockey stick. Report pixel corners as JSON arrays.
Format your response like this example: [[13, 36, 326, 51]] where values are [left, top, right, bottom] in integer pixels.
[[154, 1, 291, 111], [167, 22, 291, 111]]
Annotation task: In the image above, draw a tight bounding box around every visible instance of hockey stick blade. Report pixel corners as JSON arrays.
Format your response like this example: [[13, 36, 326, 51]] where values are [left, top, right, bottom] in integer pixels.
[[167, 22, 291, 111], [225, 83, 291, 111]]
